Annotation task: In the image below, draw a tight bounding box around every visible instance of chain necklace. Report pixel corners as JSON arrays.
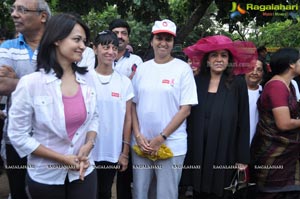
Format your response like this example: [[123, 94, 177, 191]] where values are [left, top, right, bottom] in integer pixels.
[[96, 70, 114, 85]]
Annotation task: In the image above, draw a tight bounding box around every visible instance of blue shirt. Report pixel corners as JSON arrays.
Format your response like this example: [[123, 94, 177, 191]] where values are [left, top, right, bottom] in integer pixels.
[[0, 34, 38, 144], [0, 34, 38, 78]]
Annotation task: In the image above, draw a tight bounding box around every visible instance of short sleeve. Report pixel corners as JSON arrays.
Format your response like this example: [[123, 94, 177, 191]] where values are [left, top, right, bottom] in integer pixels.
[[263, 80, 289, 109]]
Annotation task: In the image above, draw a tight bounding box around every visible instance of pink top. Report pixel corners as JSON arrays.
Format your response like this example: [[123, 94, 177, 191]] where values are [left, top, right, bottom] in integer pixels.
[[62, 86, 87, 140]]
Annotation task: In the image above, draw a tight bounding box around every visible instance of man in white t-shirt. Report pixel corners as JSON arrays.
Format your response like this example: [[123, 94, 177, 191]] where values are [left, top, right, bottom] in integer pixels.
[[109, 19, 143, 79]]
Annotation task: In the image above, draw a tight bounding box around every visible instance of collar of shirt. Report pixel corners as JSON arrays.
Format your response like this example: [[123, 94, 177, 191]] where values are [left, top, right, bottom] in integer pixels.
[[115, 49, 131, 64], [17, 33, 38, 60], [43, 69, 88, 85], [18, 34, 25, 45]]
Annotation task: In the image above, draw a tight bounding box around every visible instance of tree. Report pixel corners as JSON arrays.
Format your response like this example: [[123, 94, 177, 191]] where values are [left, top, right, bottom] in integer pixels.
[[81, 5, 119, 41], [2, 0, 299, 51], [248, 18, 300, 48], [175, 0, 214, 44], [0, 0, 14, 38]]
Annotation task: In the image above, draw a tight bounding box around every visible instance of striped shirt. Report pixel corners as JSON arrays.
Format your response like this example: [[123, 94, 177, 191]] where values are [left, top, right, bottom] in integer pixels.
[[0, 34, 38, 79], [0, 34, 38, 144]]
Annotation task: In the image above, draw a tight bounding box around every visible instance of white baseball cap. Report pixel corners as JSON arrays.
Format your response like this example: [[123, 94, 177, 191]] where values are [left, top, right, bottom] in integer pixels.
[[151, 19, 176, 36]]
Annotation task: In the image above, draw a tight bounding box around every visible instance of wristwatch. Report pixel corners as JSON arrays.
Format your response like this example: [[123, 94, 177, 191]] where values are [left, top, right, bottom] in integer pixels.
[[160, 132, 167, 140]]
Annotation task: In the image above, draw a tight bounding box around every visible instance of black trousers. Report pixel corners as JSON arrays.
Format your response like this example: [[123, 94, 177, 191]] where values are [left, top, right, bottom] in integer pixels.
[[117, 154, 132, 199], [6, 144, 28, 199], [95, 161, 118, 199], [26, 169, 97, 199]]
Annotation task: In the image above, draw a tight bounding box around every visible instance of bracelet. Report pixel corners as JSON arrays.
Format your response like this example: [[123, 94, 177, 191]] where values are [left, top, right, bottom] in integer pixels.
[[121, 153, 129, 159], [122, 140, 130, 146], [160, 132, 167, 140], [135, 134, 140, 139]]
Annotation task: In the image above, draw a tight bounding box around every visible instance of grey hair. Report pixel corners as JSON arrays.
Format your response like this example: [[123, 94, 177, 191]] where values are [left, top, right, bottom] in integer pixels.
[[37, 0, 51, 22]]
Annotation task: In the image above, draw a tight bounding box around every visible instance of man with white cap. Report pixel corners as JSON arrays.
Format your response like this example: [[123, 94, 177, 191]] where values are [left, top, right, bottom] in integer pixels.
[[131, 19, 198, 199]]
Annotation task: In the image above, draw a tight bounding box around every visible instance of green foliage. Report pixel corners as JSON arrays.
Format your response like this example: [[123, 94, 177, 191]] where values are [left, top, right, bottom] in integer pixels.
[[127, 18, 152, 57], [1, 0, 299, 53], [251, 18, 300, 48], [49, 0, 59, 11], [0, 0, 14, 38], [181, 2, 222, 46], [169, 0, 189, 24], [81, 5, 119, 42], [116, 0, 171, 24]]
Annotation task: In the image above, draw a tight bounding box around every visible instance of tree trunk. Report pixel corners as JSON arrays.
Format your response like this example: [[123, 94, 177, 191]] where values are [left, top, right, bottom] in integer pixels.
[[176, 0, 214, 45]]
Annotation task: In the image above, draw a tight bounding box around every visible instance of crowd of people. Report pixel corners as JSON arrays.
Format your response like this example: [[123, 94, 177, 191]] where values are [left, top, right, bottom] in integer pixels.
[[1, 0, 300, 199]]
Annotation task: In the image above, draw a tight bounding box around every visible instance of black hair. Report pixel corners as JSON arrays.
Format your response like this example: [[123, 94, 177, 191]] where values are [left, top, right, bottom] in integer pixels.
[[109, 19, 131, 35], [37, 13, 90, 78], [257, 56, 270, 87], [270, 47, 300, 76], [258, 56, 268, 75], [149, 33, 176, 41], [93, 30, 119, 68], [257, 46, 267, 54], [0, 29, 6, 40], [94, 30, 119, 47]]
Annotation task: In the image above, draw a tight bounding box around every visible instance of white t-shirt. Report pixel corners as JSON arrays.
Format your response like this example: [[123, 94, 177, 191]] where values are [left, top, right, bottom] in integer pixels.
[[114, 51, 143, 77], [291, 79, 300, 101], [78, 47, 95, 71], [91, 70, 134, 163], [132, 58, 198, 156], [248, 85, 262, 144]]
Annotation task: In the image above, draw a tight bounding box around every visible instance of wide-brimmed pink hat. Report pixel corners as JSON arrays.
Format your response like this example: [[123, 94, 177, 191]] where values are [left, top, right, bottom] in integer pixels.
[[183, 35, 257, 75]]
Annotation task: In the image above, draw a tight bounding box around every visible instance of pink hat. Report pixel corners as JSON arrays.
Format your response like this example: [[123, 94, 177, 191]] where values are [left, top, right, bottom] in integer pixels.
[[183, 35, 257, 75], [152, 19, 176, 36]]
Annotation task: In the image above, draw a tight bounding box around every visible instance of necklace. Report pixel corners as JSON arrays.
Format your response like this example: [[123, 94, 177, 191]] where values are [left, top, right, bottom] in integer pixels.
[[96, 70, 114, 85]]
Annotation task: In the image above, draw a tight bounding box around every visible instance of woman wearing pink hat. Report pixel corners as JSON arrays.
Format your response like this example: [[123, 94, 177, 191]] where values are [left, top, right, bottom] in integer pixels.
[[184, 35, 257, 198]]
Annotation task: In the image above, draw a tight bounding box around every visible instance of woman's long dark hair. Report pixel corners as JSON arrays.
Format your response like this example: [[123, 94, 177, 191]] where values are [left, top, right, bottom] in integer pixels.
[[37, 13, 90, 78]]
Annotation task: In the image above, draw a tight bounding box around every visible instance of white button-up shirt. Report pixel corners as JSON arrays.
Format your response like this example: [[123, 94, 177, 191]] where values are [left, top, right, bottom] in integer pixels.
[[8, 70, 98, 184]]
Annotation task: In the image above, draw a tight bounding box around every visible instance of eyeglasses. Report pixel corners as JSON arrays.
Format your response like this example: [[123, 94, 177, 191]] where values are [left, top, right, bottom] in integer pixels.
[[10, 6, 44, 14]]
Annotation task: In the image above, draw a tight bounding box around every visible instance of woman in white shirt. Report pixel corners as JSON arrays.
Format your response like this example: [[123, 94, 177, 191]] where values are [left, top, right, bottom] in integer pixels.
[[131, 19, 198, 199], [91, 30, 133, 199], [8, 13, 98, 199]]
